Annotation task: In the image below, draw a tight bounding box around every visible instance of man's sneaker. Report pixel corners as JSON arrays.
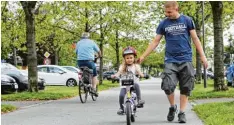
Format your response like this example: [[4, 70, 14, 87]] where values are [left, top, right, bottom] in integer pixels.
[[167, 105, 177, 121], [178, 112, 186, 123], [137, 100, 145, 108], [117, 108, 124, 115]]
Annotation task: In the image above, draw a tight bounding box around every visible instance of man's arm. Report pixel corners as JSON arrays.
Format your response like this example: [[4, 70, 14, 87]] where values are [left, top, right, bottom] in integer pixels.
[[139, 34, 163, 63], [190, 29, 208, 69], [93, 41, 102, 58]]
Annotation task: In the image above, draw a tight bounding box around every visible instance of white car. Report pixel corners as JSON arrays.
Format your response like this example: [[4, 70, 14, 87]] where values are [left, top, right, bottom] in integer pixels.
[[61, 66, 80, 73], [37, 65, 79, 86]]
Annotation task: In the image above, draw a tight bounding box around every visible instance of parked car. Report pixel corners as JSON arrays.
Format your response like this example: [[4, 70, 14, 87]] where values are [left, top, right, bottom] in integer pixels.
[[1, 63, 45, 91], [226, 64, 234, 87], [103, 71, 116, 80], [194, 69, 214, 79], [37, 65, 79, 86], [61, 66, 80, 73], [61, 66, 81, 81], [144, 73, 150, 79], [20, 70, 46, 90], [1, 74, 18, 94]]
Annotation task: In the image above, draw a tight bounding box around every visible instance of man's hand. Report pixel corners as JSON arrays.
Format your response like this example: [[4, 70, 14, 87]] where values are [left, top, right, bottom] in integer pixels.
[[137, 56, 145, 64], [200, 55, 208, 69]]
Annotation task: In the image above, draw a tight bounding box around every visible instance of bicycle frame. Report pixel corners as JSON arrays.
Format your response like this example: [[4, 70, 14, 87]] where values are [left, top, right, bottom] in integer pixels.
[[125, 86, 136, 108]]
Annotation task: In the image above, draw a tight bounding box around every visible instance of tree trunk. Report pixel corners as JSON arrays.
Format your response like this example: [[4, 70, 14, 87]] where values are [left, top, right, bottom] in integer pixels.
[[115, 30, 120, 68], [21, 1, 38, 92], [99, 9, 104, 85], [195, 1, 202, 84], [85, 3, 89, 32], [195, 27, 202, 84], [210, 1, 228, 91], [148, 66, 152, 75], [54, 49, 59, 65], [13, 47, 17, 66], [99, 36, 103, 85]]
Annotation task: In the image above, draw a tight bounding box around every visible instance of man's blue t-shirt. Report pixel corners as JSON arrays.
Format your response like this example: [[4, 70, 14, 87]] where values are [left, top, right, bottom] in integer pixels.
[[76, 38, 100, 60], [156, 15, 195, 63]]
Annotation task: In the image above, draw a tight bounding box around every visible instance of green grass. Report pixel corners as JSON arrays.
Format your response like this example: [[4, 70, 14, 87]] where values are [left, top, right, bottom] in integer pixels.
[[1, 80, 119, 101], [190, 79, 234, 100], [1, 104, 17, 114], [193, 101, 234, 125]]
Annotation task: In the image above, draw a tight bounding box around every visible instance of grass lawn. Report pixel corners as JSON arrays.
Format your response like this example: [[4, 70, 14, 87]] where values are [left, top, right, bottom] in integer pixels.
[[1, 80, 119, 101], [190, 79, 234, 100], [193, 101, 234, 125], [1, 104, 17, 114]]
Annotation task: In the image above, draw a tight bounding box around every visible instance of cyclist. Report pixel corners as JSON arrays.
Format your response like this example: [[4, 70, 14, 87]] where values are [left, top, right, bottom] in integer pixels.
[[112, 46, 145, 115], [76, 32, 101, 96]]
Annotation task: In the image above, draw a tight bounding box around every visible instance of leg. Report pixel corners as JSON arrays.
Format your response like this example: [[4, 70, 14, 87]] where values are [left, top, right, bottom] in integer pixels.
[[119, 88, 126, 110], [134, 83, 145, 107], [117, 88, 126, 115], [180, 94, 188, 112], [167, 93, 175, 107], [161, 63, 179, 122], [178, 62, 195, 123], [92, 76, 98, 89], [133, 83, 141, 100], [90, 61, 98, 92]]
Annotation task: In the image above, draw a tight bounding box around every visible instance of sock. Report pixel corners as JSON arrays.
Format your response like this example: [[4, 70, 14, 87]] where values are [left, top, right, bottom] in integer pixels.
[[171, 105, 176, 108], [179, 111, 184, 114]]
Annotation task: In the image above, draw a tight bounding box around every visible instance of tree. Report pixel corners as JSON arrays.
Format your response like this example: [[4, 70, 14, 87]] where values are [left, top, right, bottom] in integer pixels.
[[210, 1, 227, 91], [21, 1, 38, 92]]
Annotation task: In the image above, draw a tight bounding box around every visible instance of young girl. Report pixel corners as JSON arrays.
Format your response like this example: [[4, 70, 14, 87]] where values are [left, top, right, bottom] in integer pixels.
[[112, 46, 145, 115]]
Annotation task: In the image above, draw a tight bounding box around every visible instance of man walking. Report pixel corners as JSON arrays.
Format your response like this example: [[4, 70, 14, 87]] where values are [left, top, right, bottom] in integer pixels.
[[138, 1, 208, 123]]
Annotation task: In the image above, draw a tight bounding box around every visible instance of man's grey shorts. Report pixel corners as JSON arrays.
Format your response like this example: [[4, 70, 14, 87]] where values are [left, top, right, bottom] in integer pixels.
[[160, 62, 195, 96]]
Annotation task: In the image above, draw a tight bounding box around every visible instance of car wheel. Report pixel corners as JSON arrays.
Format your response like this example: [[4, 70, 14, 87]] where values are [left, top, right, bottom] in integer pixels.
[[13, 78, 27, 92], [66, 78, 77, 87]]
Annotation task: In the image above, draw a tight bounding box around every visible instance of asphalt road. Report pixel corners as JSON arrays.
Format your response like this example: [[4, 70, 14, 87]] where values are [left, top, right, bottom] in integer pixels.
[[1, 78, 203, 125]]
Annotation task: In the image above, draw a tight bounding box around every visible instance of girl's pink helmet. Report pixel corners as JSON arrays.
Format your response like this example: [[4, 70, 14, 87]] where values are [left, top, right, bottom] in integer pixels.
[[122, 46, 137, 57]]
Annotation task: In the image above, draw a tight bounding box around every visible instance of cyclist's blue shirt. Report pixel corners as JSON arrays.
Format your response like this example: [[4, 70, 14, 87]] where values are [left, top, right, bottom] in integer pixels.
[[76, 38, 100, 60], [156, 15, 195, 63]]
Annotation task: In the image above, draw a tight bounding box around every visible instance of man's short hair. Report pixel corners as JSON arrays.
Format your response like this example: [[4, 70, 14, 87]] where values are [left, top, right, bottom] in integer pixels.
[[81, 32, 90, 38], [164, 1, 179, 8]]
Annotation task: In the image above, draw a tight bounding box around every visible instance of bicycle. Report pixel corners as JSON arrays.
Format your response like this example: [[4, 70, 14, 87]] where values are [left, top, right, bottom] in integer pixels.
[[120, 70, 141, 125], [78, 66, 98, 103]]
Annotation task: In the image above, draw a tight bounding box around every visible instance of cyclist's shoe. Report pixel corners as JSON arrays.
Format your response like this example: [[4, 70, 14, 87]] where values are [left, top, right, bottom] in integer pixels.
[[178, 112, 186, 123], [167, 105, 177, 122], [90, 89, 98, 97], [117, 108, 124, 115], [137, 100, 145, 108]]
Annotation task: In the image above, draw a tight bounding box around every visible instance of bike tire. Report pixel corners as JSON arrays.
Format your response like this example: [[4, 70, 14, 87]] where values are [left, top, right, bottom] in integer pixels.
[[131, 114, 135, 122], [91, 85, 98, 101], [126, 102, 131, 125], [79, 82, 88, 103]]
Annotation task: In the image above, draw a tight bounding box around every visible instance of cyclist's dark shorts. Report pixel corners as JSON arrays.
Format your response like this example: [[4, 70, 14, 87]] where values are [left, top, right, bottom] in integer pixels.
[[160, 62, 195, 96], [78, 60, 97, 77]]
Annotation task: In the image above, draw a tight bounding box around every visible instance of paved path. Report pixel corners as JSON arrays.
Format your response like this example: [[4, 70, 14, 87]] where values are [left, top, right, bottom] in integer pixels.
[[193, 98, 234, 105], [2, 78, 203, 125]]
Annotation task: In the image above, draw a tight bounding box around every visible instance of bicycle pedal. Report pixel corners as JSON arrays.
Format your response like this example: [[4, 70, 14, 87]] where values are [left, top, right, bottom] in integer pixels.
[[137, 104, 144, 108]]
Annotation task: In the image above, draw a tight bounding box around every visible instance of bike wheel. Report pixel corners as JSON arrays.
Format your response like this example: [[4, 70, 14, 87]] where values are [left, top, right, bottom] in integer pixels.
[[79, 82, 88, 103], [131, 102, 136, 122], [91, 85, 98, 101], [131, 114, 135, 122], [126, 102, 131, 125]]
